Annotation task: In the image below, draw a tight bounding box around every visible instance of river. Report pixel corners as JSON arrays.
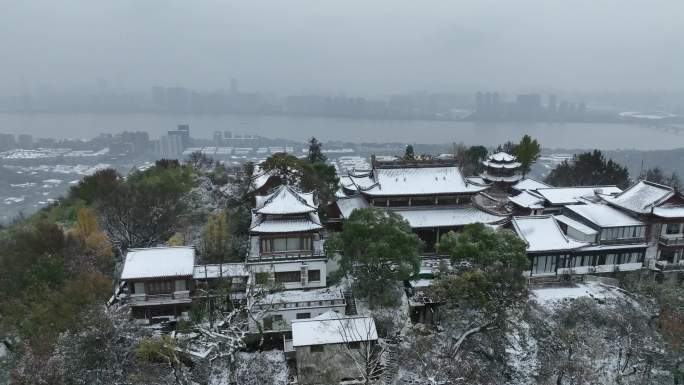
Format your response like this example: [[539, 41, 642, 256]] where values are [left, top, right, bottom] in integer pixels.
[[0, 113, 682, 150]]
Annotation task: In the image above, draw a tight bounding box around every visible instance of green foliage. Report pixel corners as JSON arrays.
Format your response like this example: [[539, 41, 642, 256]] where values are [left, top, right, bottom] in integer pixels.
[[515, 135, 541, 176], [454, 144, 488, 175], [200, 210, 231, 263], [261, 152, 304, 186], [325, 208, 422, 306], [96, 162, 194, 249], [437, 223, 528, 270], [404, 144, 415, 160], [545, 150, 630, 188], [307, 137, 326, 163], [432, 224, 528, 317], [136, 336, 177, 363], [68, 168, 121, 205], [261, 151, 339, 211]]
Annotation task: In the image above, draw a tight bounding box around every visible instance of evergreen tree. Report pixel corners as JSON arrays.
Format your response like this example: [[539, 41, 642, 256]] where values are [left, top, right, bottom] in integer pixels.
[[515, 135, 541, 177], [545, 150, 630, 188], [325, 208, 422, 307], [404, 144, 415, 160], [307, 137, 326, 163]]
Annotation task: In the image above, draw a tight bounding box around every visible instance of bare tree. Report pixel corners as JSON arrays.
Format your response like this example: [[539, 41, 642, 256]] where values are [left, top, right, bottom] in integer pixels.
[[335, 315, 385, 385]]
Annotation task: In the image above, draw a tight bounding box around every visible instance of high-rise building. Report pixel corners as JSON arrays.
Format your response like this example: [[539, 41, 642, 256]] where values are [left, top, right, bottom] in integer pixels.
[[0, 133, 15, 150], [156, 135, 183, 159], [548, 94, 557, 114], [168, 124, 190, 148], [17, 134, 33, 149]]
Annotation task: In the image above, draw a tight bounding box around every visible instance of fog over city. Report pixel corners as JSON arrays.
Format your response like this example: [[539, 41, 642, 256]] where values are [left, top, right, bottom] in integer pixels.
[[2, 0, 683, 95]]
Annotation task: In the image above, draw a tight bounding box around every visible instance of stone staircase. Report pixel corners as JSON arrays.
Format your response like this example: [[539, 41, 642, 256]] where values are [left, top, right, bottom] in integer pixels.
[[343, 289, 358, 315], [383, 340, 400, 384]]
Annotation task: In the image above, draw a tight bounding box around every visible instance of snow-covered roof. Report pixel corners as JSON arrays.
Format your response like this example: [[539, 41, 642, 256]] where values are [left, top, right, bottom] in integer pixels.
[[512, 216, 588, 253], [512, 178, 551, 191], [350, 166, 487, 197], [488, 152, 517, 162], [121, 247, 195, 280], [535, 186, 623, 205], [261, 287, 345, 305], [193, 263, 249, 279], [336, 196, 370, 219], [565, 202, 644, 228], [554, 215, 598, 235], [255, 185, 317, 215], [251, 165, 278, 191], [482, 160, 521, 169], [652, 204, 684, 218], [508, 190, 545, 209], [465, 176, 491, 186], [480, 172, 523, 183], [291, 313, 378, 347], [391, 206, 508, 229], [250, 212, 322, 233], [602, 180, 674, 214]]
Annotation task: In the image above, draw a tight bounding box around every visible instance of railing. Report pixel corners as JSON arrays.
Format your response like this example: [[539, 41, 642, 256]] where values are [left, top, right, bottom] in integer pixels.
[[659, 235, 684, 246], [655, 260, 684, 271], [599, 237, 646, 245], [248, 250, 325, 261], [128, 291, 191, 305]]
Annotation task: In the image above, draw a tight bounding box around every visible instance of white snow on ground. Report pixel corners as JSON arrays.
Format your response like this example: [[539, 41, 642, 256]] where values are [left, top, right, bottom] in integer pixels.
[[0, 342, 7, 358], [532, 282, 622, 306], [506, 318, 538, 385]]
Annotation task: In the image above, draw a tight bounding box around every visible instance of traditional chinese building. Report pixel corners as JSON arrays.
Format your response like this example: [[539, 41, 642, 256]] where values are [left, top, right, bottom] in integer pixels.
[[334, 159, 508, 251], [119, 246, 195, 321], [248, 184, 328, 290], [480, 151, 523, 189], [601, 180, 684, 270]]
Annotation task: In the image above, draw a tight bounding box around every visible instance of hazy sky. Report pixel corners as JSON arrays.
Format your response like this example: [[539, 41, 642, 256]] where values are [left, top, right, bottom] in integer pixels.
[[1, 0, 682, 96]]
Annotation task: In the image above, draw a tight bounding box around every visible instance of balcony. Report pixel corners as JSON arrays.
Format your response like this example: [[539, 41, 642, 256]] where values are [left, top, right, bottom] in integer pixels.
[[128, 290, 192, 306], [659, 235, 684, 247]]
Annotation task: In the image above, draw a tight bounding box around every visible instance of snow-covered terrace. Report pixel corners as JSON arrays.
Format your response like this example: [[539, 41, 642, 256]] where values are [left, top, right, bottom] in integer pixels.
[[193, 263, 249, 279], [254, 288, 346, 312]]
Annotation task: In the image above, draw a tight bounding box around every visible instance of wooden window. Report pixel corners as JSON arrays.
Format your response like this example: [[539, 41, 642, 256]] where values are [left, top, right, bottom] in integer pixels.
[[666, 223, 681, 235], [308, 270, 321, 282], [310, 345, 324, 353], [348, 342, 361, 349], [145, 280, 174, 295], [296, 312, 311, 319], [261, 235, 312, 253], [275, 271, 301, 283]]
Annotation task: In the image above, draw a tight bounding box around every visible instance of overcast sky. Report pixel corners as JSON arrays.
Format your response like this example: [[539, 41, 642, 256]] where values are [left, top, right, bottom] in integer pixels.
[[1, 0, 682, 96]]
